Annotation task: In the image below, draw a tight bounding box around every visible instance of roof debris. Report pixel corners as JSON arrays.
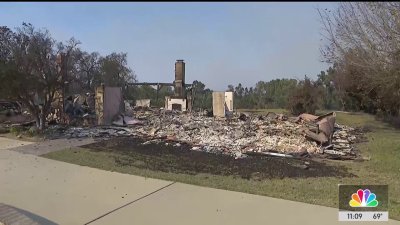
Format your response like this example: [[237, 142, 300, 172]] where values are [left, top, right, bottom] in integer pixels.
[[48, 109, 360, 160]]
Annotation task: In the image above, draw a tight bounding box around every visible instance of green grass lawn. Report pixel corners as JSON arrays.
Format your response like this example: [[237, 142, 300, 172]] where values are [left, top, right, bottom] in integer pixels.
[[43, 111, 400, 220]]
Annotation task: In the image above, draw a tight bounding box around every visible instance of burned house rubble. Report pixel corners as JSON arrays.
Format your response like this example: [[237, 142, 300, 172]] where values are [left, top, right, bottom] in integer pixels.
[[54, 107, 360, 160], [1, 59, 362, 160]]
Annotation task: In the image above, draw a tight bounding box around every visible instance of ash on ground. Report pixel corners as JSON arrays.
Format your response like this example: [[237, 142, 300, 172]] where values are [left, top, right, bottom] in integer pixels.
[[48, 108, 363, 160]]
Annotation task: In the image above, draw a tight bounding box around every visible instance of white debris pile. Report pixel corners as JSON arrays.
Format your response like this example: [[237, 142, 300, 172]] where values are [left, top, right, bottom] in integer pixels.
[[64, 126, 135, 138], [57, 109, 359, 159], [323, 124, 358, 157]]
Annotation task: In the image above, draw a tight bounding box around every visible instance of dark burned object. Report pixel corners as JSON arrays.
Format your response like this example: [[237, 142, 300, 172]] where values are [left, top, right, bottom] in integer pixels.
[[297, 112, 336, 145], [239, 113, 248, 121], [0, 100, 22, 116]]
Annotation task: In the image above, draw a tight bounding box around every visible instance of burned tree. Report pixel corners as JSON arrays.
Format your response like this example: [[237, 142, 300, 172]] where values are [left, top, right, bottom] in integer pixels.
[[0, 23, 79, 130]]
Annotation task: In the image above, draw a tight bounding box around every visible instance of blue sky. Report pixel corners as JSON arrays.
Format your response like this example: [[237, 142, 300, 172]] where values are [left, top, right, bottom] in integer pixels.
[[0, 2, 337, 90]]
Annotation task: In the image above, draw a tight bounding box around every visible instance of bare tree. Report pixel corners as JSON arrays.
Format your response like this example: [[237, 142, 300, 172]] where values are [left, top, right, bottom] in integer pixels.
[[319, 2, 400, 115]]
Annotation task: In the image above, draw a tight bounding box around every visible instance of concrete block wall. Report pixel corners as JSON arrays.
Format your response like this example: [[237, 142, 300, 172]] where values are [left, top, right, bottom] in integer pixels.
[[212, 92, 225, 118], [224, 92, 234, 112]]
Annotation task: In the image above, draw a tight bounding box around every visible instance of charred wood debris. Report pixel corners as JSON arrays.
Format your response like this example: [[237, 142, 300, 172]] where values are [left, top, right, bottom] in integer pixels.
[[40, 103, 365, 161], [1, 98, 365, 160]]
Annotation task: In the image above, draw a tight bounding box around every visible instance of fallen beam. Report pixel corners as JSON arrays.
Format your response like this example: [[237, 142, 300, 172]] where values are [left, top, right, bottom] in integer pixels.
[[245, 151, 294, 158]]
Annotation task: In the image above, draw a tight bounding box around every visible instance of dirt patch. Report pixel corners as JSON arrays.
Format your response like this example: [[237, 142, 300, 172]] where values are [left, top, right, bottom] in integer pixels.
[[82, 137, 354, 180]]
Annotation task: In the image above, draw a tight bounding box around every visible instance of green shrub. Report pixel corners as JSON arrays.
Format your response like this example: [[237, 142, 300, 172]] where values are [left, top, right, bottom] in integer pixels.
[[27, 126, 39, 136], [286, 76, 322, 116], [9, 126, 23, 135]]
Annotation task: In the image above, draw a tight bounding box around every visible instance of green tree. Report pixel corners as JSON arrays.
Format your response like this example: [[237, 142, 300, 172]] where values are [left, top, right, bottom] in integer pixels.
[[193, 80, 212, 110], [75, 50, 101, 93], [287, 76, 323, 115], [97, 52, 137, 98], [316, 67, 340, 110], [0, 23, 79, 130]]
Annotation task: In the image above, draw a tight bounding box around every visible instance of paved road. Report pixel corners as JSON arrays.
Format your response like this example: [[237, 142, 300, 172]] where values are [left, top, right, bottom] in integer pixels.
[[0, 137, 399, 225]]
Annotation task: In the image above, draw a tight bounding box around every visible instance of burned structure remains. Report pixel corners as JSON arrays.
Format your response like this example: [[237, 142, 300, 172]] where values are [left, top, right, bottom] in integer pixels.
[[212, 91, 234, 118], [165, 60, 190, 111], [1, 57, 362, 161], [95, 86, 124, 125], [129, 59, 193, 112], [56, 109, 359, 160]]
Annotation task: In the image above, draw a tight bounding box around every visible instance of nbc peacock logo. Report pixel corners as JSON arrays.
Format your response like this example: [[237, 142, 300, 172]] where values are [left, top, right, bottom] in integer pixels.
[[349, 189, 379, 207]]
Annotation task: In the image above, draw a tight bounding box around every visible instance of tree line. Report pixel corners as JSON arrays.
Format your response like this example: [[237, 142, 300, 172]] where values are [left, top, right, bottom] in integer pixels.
[[223, 68, 339, 115]]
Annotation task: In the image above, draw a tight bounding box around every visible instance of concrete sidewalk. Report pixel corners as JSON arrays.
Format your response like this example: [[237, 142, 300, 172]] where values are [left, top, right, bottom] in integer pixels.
[[0, 137, 32, 150], [0, 150, 172, 224], [90, 182, 400, 225], [0, 138, 399, 225], [1, 137, 95, 155]]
